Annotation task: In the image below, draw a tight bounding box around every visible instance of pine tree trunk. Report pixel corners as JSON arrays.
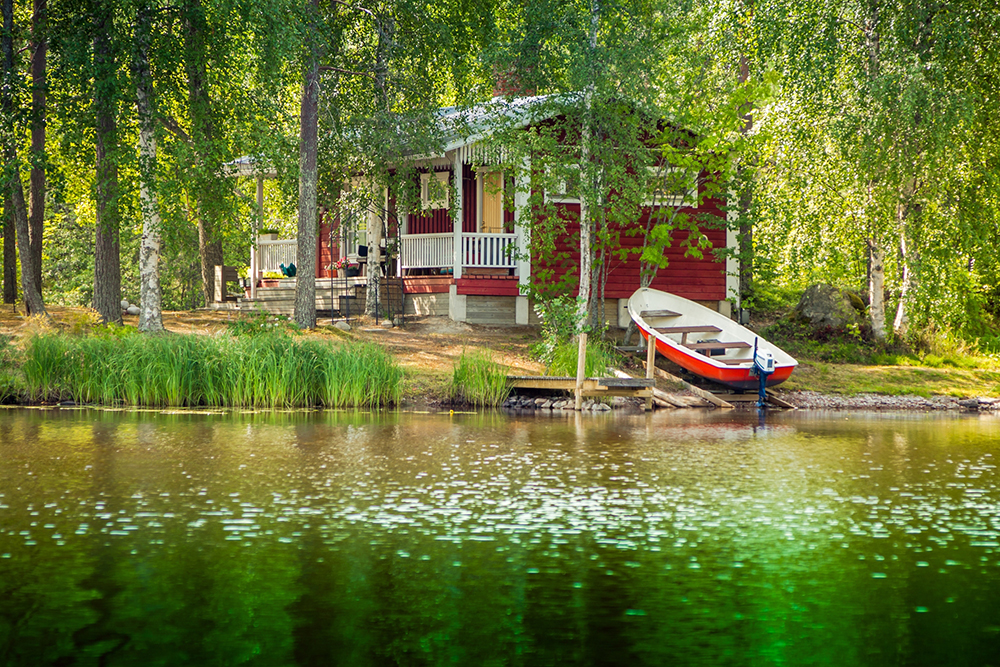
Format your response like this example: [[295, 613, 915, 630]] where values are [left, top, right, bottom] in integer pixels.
[[185, 0, 222, 306], [2, 192, 14, 304], [294, 5, 319, 330], [136, 2, 163, 332], [93, 10, 121, 324], [3, 0, 44, 315], [8, 168, 45, 314], [868, 238, 886, 341], [28, 0, 45, 289]]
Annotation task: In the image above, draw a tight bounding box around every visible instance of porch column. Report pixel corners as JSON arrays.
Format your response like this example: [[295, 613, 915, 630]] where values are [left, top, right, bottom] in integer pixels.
[[514, 156, 531, 325], [452, 155, 463, 280], [251, 174, 264, 299], [725, 187, 740, 320]]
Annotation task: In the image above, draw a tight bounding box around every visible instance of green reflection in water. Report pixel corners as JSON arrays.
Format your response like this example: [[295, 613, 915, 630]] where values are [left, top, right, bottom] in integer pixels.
[[1, 408, 1000, 666]]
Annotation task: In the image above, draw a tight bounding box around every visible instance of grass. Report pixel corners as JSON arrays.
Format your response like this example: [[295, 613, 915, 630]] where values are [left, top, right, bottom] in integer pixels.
[[18, 330, 402, 408], [448, 349, 510, 407], [547, 337, 621, 377]]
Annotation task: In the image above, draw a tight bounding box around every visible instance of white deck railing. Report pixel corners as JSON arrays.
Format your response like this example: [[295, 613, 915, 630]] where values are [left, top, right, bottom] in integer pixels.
[[401, 233, 454, 269], [258, 239, 297, 274], [257, 234, 520, 276], [461, 233, 518, 268]]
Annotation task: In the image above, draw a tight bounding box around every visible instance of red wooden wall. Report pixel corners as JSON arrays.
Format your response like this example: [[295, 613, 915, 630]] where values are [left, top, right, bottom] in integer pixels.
[[533, 192, 728, 301]]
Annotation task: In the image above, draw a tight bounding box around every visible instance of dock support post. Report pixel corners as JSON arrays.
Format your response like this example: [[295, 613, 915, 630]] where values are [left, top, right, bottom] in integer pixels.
[[645, 334, 656, 411], [574, 332, 587, 411]]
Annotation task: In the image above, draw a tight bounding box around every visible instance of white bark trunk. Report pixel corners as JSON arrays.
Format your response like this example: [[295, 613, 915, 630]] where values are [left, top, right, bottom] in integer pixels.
[[893, 232, 915, 337], [868, 238, 885, 341], [136, 4, 163, 332]]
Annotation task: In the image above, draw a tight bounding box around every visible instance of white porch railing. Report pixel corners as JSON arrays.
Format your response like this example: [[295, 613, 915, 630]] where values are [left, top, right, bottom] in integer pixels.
[[401, 233, 454, 269], [258, 239, 297, 274], [461, 233, 518, 268]]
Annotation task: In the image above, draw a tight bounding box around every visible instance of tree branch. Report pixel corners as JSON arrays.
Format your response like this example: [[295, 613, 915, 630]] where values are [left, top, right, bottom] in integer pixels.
[[319, 65, 376, 81], [159, 115, 192, 145]]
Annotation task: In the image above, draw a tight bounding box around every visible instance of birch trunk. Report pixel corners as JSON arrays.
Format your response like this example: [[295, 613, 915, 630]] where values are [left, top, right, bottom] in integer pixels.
[[576, 0, 599, 331], [136, 2, 163, 332], [893, 230, 916, 337], [365, 11, 393, 319], [293, 0, 319, 329], [867, 238, 886, 341]]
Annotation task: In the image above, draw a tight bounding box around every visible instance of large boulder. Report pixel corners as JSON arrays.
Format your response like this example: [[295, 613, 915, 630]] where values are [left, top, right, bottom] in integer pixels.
[[792, 284, 863, 329]]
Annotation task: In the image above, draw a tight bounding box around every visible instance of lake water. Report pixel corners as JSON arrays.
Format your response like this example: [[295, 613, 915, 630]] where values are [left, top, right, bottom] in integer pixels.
[[1, 407, 999, 666]]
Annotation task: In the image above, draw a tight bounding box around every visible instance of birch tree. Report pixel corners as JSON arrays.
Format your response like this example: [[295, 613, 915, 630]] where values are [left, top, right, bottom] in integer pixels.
[[135, 0, 163, 332]]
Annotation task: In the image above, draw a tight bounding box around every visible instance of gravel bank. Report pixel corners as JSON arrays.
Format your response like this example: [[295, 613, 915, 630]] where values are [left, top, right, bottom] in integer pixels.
[[782, 390, 999, 412]]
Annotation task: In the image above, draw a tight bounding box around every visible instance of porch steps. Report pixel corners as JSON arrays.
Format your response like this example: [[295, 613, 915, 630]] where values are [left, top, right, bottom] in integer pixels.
[[238, 277, 405, 318]]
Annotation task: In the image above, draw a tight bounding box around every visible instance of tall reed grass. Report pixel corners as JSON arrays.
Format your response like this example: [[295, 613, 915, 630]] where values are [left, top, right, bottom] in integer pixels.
[[547, 338, 620, 377], [449, 349, 510, 407], [22, 331, 402, 408]]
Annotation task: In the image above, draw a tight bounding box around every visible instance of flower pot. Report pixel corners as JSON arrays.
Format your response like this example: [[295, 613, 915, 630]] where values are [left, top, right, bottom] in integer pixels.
[[337, 268, 347, 279], [346, 267, 361, 278]]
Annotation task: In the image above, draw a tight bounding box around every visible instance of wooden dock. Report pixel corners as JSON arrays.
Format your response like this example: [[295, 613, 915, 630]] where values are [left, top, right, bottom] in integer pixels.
[[507, 375, 654, 398]]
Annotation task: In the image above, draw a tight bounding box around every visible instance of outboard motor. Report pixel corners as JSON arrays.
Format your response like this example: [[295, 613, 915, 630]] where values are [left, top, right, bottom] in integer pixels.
[[751, 338, 774, 409]]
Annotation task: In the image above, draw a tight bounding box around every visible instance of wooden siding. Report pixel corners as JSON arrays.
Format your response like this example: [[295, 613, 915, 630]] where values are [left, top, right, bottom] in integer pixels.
[[402, 276, 452, 294], [533, 193, 728, 301], [456, 277, 520, 296]]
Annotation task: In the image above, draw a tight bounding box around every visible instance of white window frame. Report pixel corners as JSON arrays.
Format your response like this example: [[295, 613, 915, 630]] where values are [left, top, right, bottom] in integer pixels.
[[340, 177, 369, 258], [645, 166, 699, 208], [544, 163, 581, 204], [420, 171, 450, 210]]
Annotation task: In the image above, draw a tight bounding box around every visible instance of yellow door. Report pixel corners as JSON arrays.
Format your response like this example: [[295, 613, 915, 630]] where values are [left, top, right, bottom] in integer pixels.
[[482, 171, 503, 233]]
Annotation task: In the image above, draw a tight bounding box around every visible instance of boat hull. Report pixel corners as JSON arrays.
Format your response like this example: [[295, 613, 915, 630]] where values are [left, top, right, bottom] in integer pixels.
[[628, 287, 797, 390], [638, 329, 795, 390]]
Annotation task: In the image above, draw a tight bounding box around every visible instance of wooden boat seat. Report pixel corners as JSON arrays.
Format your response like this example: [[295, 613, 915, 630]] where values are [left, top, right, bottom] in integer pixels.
[[684, 341, 751, 350], [654, 325, 722, 334], [640, 309, 681, 318], [714, 358, 752, 365], [655, 325, 722, 345]]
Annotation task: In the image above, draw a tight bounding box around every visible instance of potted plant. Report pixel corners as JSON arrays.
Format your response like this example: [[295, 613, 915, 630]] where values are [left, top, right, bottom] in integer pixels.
[[260, 271, 284, 287], [258, 228, 279, 242], [332, 257, 358, 278]]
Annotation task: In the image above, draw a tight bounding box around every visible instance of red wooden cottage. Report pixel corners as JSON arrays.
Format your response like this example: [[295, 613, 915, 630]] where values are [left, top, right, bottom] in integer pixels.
[[252, 95, 739, 325]]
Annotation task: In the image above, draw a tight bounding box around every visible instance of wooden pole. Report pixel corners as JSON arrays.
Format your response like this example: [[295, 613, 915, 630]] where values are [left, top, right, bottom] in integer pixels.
[[644, 332, 656, 411], [574, 332, 588, 411]]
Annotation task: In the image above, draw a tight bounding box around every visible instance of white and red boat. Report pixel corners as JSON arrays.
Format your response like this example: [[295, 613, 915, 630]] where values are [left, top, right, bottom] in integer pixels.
[[627, 287, 797, 390]]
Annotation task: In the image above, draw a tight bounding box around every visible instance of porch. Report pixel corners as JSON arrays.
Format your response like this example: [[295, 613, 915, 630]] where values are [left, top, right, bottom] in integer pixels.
[[253, 231, 523, 283]]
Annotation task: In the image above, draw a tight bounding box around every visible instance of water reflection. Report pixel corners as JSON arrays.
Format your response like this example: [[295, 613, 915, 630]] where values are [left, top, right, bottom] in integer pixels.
[[1, 408, 999, 665]]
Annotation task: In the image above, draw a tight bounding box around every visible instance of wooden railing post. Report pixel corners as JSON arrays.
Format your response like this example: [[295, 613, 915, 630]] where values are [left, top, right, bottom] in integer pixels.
[[574, 332, 588, 411], [645, 332, 656, 411]]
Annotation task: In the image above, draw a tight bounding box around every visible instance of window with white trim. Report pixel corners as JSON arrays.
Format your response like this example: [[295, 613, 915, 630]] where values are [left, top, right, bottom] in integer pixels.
[[645, 166, 698, 208], [420, 171, 450, 210], [544, 163, 581, 203]]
